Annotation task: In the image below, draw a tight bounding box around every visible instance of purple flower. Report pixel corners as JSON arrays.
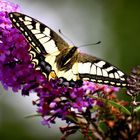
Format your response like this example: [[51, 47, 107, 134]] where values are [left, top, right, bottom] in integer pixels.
[[0, 0, 20, 29], [0, 0, 47, 93]]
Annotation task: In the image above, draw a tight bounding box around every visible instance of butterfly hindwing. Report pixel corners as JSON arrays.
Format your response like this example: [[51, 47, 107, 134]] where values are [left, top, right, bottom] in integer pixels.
[[77, 53, 127, 87]]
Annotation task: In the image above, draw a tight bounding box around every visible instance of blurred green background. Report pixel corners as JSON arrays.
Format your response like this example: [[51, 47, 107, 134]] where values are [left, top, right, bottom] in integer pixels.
[[0, 0, 140, 140]]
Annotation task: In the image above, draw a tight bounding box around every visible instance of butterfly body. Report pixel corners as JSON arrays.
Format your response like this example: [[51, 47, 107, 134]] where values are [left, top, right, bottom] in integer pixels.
[[9, 12, 128, 87]]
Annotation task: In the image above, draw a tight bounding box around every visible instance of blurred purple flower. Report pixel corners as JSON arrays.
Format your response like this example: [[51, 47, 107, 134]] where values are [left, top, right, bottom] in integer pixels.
[[0, 0, 20, 29]]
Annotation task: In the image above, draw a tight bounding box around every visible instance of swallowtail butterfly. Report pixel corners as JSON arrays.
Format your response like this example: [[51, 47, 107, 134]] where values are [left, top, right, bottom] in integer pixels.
[[9, 12, 128, 87]]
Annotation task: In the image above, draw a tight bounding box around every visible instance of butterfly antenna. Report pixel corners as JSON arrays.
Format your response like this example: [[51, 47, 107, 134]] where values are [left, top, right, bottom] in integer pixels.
[[79, 41, 101, 48], [58, 29, 75, 46]]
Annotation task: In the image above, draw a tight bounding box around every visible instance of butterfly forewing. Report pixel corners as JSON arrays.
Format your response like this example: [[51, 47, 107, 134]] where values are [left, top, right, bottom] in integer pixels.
[[9, 12, 69, 55], [9, 12, 70, 78]]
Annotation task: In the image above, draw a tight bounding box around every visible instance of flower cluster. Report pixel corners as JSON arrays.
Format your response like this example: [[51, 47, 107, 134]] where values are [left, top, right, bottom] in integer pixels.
[[0, 0, 48, 93], [35, 80, 119, 127]]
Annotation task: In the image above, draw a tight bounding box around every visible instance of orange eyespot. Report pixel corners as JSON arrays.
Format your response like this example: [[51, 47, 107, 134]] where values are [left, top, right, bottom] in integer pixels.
[[49, 71, 57, 80]]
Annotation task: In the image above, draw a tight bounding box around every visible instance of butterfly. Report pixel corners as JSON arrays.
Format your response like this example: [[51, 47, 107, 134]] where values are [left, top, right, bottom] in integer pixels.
[[9, 12, 128, 87]]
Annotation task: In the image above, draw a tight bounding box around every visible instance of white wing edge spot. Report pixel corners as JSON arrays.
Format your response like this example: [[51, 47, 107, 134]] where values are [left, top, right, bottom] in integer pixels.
[[27, 25, 33, 29], [31, 42, 36, 46], [120, 77, 126, 81], [36, 47, 41, 53], [24, 31, 28, 36], [19, 27, 24, 31], [23, 21, 31, 25], [104, 81, 109, 83], [110, 82, 115, 85], [43, 28, 50, 36], [91, 79, 96, 82], [16, 22, 20, 27], [28, 36, 32, 41], [97, 80, 102, 83], [9, 14, 13, 18], [25, 16, 32, 21], [36, 67, 41, 70], [36, 22, 40, 30], [116, 83, 121, 86], [95, 61, 106, 68], [83, 78, 90, 81], [122, 83, 127, 86], [117, 70, 124, 77], [106, 66, 114, 72], [12, 18, 16, 22], [19, 17, 23, 21]]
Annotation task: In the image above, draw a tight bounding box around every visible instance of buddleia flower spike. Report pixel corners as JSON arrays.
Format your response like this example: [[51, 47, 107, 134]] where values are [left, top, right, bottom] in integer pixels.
[[127, 65, 140, 105]]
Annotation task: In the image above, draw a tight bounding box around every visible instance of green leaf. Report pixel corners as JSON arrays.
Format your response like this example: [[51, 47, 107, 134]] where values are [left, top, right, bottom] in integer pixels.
[[107, 100, 131, 115]]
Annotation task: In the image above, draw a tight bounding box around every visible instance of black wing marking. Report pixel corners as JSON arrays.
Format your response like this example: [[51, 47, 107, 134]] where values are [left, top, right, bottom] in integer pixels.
[[77, 53, 128, 87], [9, 12, 69, 55]]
